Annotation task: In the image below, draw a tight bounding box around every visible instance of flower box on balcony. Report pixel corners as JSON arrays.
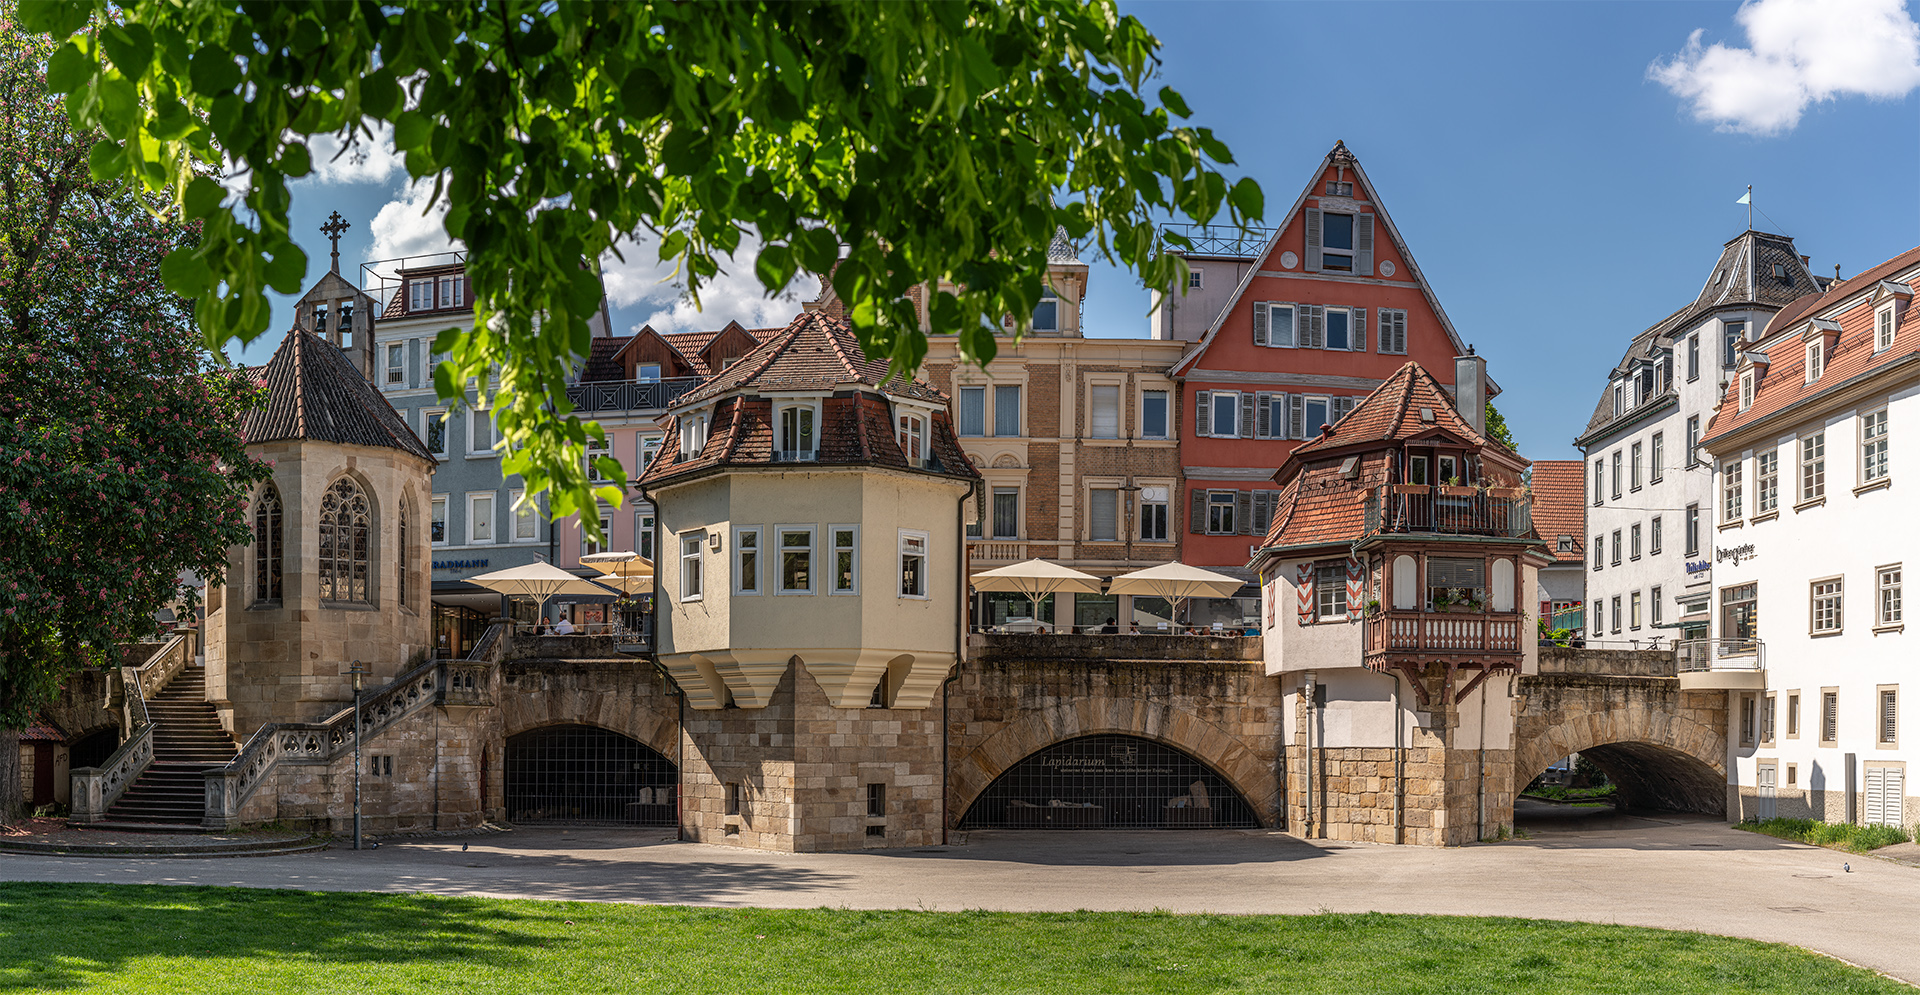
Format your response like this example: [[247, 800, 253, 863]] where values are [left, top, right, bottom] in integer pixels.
[[1437, 485, 1476, 497], [1487, 486, 1526, 499], [1391, 484, 1428, 495]]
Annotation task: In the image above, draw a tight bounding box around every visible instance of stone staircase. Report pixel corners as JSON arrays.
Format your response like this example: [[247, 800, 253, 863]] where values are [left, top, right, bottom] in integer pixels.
[[90, 667, 237, 830]]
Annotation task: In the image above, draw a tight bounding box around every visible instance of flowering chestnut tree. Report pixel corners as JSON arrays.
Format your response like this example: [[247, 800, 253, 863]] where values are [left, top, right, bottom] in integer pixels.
[[0, 17, 266, 821]]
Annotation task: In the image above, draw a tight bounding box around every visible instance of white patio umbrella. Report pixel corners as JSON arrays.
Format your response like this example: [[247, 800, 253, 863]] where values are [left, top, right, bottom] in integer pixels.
[[467, 561, 617, 622], [969, 558, 1103, 628], [579, 550, 654, 581], [1106, 562, 1246, 629]]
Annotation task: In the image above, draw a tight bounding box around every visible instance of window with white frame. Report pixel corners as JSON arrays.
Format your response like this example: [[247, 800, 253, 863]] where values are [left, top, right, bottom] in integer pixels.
[[1207, 490, 1236, 535], [1687, 415, 1701, 467], [1187, 269, 1203, 289], [898, 530, 928, 598], [1685, 504, 1700, 555], [1090, 384, 1120, 440], [1877, 305, 1897, 352], [1724, 321, 1745, 368], [680, 409, 710, 458], [1140, 389, 1169, 439], [635, 363, 662, 383], [1303, 395, 1330, 438], [1631, 441, 1643, 491], [1611, 451, 1622, 499], [422, 409, 447, 458], [990, 487, 1019, 539], [1410, 455, 1431, 486], [1612, 383, 1623, 418], [511, 489, 537, 542], [1611, 595, 1621, 633], [1878, 564, 1903, 627], [1591, 600, 1603, 637], [777, 402, 819, 461], [1315, 562, 1347, 619], [896, 409, 927, 464], [1139, 486, 1169, 541], [1324, 307, 1352, 350], [1822, 691, 1839, 743], [430, 495, 448, 546], [1088, 486, 1119, 542], [385, 342, 405, 385], [1800, 432, 1826, 502], [680, 534, 703, 601], [582, 502, 614, 556], [1755, 449, 1779, 514], [467, 492, 495, 544], [1592, 459, 1604, 506], [831, 525, 859, 594], [1652, 585, 1664, 626], [468, 406, 494, 455], [585, 435, 611, 481], [958, 386, 986, 437], [1687, 333, 1700, 381], [1861, 408, 1889, 484], [438, 274, 463, 309], [1592, 535, 1603, 571], [638, 434, 663, 472], [1630, 591, 1642, 630], [1262, 303, 1296, 348], [1210, 390, 1240, 437], [1651, 432, 1665, 483], [1611, 529, 1621, 566], [1631, 522, 1642, 560], [733, 527, 761, 595], [994, 384, 1021, 437], [1805, 339, 1824, 383], [634, 509, 655, 561], [1031, 285, 1059, 332], [1650, 516, 1663, 554], [1320, 212, 1355, 272], [1738, 370, 1754, 411], [1880, 689, 1898, 746], [1811, 577, 1843, 634], [1377, 309, 1407, 354], [1722, 459, 1743, 522], [778, 526, 815, 593]]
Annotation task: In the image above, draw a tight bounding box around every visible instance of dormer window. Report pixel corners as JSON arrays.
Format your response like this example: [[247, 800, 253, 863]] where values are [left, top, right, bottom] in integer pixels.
[[680, 409, 710, 457], [1773, 262, 1788, 279], [1321, 212, 1354, 272], [1739, 370, 1755, 411], [1612, 383, 1624, 417], [1031, 287, 1059, 333], [408, 274, 464, 312], [1805, 340, 1824, 383], [636, 363, 662, 383], [1877, 305, 1897, 352], [776, 402, 818, 461], [896, 410, 927, 465]]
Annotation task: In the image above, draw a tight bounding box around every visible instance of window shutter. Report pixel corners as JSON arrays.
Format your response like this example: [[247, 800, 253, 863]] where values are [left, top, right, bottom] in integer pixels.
[[1396, 311, 1408, 353], [1189, 489, 1207, 534], [1237, 491, 1254, 535], [1308, 306, 1326, 349], [1289, 394, 1307, 440], [1252, 302, 1268, 346], [1333, 396, 1356, 423], [1346, 557, 1365, 619], [1352, 308, 1367, 352], [1256, 393, 1273, 439], [1239, 392, 1255, 438], [1195, 390, 1211, 437], [1304, 208, 1323, 272], [1356, 213, 1375, 276], [1296, 563, 1315, 624]]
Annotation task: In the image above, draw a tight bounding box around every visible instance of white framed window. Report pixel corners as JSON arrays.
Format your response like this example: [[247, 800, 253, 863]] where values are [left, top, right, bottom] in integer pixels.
[[1756, 449, 1779, 514], [1088, 486, 1119, 542], [680, 409, 710, 457], [1611, 595, 1622, 634], [1324, 307, 1352, 350], [1724, 321, 1746, 368], [1687, 415, 1701, 467], [831, 525, 860, 595], [1687, 333, 1700, 381], [1876, 305, 1897, 352], [958, 386, 986, 437], [1800, 432, 1826, 502], [634, 508, 655, 562], [1631, 591, 1642, 630], [385, 342, 405, 386], [1861, 408, 1889, 484], [1187, 269, 1203, 289], [1302, 395, 1330, 438], [1878, 564, 1903, 627], [1611, 451, 1622, 499], [1686, 503, 1700, 555], [1592, 460, 1604, 506], [994, 384, 1021, 437], [1652, 585, 1664, 626], [680, 534, 704, 601], [582, 502, 614, 556], [1811, 577, 1843, 635], [1611, 529, 1622, 566], [990, 487, 1020, 539], [1630, 522, 1643, 560], [1650, 516, 1663, 555], [408, 278, 434, 312], [467, 492, 495, 545], [1031, 285, 1059, 333], [422, 408, 447, 458], [1805, 339, 1824, 383], [1260, 303, 1296, 348], [896, 409, 927, 464], [585, 435, 611, 481], [1738, 369, 1754, 411], [637, 434, 663, 473], [1209, 390, 1241, 438], [1315, 562, 1347, 619], [1320, 211, 1355, 272], [1139, 389, 1169, 439], [1207, 490, 1236, 535], [776, 402, 819, 462], [1377, 308, 1408, 354], [1591, 600, 1603, 637], [1721, 459, 1743, 522], [511, 489, 537, 542], [898, 530, 928, 599], [438, 274, 463, 309], [1631, 441, 1643, 491], [777, 525, 815, 594], [1650, 432, 1665, 484], [734, 526, 761, 595], [430, 494, 448, 546], [1089, 383, 1121, 439], [468, 405, 495, 456], [1139, 485, 1169, 541], [1411, 456, 1431, 486], [1592, 535, 1603, 571], [1612, 383, 1624, 418]]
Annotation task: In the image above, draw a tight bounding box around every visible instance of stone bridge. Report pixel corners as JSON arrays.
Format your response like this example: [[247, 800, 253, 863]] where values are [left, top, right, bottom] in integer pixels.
[[1514, 647, 1729, 815]]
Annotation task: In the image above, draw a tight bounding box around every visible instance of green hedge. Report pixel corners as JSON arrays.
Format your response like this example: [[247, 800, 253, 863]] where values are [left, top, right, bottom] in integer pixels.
[[1738, 817, 1911, 853]]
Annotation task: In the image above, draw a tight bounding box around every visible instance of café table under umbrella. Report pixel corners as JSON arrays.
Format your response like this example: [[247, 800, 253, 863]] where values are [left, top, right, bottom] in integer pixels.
[[466, 561, 617, 627], [969, 558, 1103, 630], [1105, 562, 1246, 631]]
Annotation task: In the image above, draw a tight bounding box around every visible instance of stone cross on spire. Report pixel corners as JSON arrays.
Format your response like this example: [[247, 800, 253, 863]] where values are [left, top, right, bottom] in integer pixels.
[[320, 211, 352, 275]]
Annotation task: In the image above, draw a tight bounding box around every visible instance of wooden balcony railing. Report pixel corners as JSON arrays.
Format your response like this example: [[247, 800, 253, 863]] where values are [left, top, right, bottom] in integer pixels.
[[1365, 609, 1523, 658], [1363, 486, 1533, 539]]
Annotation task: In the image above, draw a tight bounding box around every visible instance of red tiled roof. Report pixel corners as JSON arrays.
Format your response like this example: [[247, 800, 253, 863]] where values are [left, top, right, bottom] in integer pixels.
[[1290, 361, 1495, 461], [1260, 453, 1395, 551], [1704, 247, 1920, 447], [673, 312, 948, 408], [21, 720, 64, 743], [1528, 460, 1587, 563]]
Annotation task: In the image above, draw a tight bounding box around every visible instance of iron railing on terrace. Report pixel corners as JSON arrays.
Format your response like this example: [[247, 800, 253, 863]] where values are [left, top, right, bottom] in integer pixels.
[[566, 377, 704, 413], [1160, 222, 1275, 260], [1675, 637, 1765, 672], [1363, 486, 1534, 539]]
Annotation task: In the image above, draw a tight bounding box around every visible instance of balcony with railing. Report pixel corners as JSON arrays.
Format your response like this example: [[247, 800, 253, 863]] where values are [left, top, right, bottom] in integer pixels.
[[1363, 486, 1533, 540], [1161, 222, 1276, 260], [1675, 637, 1765, 690], [1363, 607, 1525, 671], [566, 377, 705, 413]]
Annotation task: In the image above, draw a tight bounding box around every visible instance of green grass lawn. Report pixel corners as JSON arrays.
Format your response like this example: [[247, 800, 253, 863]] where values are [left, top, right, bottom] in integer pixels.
[[0, 882, 1905, 994]]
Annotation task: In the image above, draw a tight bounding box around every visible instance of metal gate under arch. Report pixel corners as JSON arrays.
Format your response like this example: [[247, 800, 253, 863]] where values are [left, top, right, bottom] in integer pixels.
[[960, 734, 1259, 830], [504, 725, 677, 826]]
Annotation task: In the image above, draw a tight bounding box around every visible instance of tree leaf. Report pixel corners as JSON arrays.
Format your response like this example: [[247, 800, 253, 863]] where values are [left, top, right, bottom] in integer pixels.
[[43, 41, 91, 93], [1228, 176, 1264, 221], [98, 23, 154, 79], [159, 247, 212, 296]]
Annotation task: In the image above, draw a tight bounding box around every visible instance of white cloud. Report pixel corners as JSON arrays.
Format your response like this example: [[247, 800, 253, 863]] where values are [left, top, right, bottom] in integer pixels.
[[1651, 0, 1920, 135], [602, 233, 819, 335], [366, 179, 461, 264], [303, 123, 408, 186]]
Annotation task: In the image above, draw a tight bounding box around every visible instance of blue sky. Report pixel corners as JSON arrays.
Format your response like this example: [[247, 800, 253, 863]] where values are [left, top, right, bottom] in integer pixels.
[[252, 0, 1920, 461]]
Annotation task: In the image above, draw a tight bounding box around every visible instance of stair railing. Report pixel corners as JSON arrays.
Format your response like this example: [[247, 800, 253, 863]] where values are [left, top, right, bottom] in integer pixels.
[[204, 623, 504, 829], [70, 628, 194, 823]]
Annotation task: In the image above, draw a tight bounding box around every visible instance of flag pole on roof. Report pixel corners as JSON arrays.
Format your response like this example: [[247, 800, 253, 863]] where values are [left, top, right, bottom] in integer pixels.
[[1736, 185, 1751, 230]]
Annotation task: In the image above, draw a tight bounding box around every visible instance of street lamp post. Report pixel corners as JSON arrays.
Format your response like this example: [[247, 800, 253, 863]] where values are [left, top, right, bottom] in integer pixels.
[[349, 661, 368, 850]]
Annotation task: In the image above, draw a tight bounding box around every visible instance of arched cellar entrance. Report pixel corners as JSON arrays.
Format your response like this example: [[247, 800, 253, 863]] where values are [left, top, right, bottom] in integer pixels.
[[1521, 741, 1726, 817], [960, 734, 1260, 830], [504, 725, 678, 826], [67, 728, 120, 771]]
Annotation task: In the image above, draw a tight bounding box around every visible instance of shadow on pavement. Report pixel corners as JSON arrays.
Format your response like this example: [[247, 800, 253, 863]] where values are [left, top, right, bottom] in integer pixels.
[[878, 829, 1327, 867]]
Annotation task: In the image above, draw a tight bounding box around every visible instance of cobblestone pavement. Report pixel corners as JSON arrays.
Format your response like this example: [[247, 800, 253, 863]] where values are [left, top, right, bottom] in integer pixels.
[[0, 817, 315, 854], [1, 813, 1915, 984]]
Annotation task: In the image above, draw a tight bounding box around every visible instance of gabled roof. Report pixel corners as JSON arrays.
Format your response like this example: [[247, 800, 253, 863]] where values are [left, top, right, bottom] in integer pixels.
[[1290, 361, 1493, 461], [240, 330, 435, 462], [672, 311, 948, 409], [1171, 140, 1472, 378], [1258, 452, 1395, 552], [1528, 460, 1587, 564]]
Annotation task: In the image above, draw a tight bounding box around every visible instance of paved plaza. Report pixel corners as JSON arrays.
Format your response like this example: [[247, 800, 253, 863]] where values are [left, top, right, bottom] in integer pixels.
[[3, 810, 1916, 985]]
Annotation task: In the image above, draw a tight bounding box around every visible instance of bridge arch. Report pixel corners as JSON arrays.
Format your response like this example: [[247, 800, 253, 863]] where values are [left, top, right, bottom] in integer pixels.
[[1516, 683, 1728, 815]]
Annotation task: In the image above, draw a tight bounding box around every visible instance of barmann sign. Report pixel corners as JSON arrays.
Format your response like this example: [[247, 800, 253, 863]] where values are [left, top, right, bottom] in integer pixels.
[[432, 558, 491, 571], [1715, 543, 1756, 567]]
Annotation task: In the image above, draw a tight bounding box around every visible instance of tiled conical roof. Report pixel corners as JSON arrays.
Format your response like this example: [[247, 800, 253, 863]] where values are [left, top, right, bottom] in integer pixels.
[[241, 330, 434, 462]]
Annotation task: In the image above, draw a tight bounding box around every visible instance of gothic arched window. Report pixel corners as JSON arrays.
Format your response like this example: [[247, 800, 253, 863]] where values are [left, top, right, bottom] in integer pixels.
[[398, 499, 411, 607], [253, 485, 283, 604], [318, 477, 373, 604]]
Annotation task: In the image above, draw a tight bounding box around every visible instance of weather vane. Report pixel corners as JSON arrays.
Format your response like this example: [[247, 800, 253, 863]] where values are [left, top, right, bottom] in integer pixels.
[[320, 211, 352, 275]]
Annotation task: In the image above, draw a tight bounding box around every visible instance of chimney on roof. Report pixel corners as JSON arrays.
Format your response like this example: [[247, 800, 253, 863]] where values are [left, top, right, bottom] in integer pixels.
[[1454, 347, 1487, 438], [1801, 255, 1810, 266]]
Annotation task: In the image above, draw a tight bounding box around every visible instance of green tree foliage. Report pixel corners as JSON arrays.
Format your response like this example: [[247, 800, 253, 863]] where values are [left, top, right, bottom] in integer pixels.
[[20, 0, 1260, 538], [0, 13, 267, 818], [1484, 402, 1517, 452]]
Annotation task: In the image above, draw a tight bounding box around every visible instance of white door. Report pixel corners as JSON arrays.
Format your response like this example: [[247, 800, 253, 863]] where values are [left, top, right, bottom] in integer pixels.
[[1864, 767, 1904, 827], [1756, 764, 1777, 820]]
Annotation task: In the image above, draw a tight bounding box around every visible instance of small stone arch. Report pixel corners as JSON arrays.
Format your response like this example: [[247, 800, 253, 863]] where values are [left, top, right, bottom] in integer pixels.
[[990, 453, 1023, 469], [1516, 713, 1727, 815], [951, 696, 1278, 828], [503, 723, 679, 826], [502, 691, 681, 764]]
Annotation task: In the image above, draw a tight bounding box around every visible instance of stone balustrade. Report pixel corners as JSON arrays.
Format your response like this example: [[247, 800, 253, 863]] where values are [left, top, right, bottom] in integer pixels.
[[70, 631, 192, 822]]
